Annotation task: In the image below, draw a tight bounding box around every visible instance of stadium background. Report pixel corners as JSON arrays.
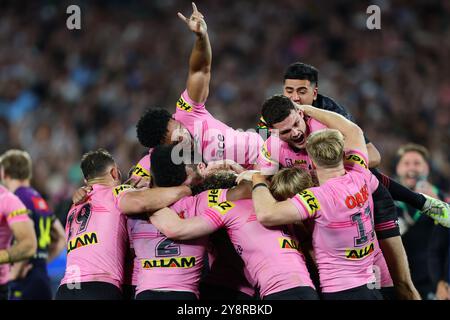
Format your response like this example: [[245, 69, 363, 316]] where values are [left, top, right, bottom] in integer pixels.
[[0, 0, 449, 295]]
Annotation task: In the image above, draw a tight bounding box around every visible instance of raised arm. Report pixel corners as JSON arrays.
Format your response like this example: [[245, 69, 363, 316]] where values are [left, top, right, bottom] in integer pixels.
[[119, 185, 191, 215], [150, 207, 216, 240], [180, 3, 211, 104], [297, 104, 367, 158]]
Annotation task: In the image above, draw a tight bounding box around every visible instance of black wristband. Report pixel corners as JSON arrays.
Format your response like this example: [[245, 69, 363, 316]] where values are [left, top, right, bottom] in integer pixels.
[[252, 183, 269, 192]]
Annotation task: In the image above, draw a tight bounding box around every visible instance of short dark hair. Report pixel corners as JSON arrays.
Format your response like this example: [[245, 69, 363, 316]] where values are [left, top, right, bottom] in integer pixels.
[[284, 62, 318, 87], [261, 94, 296, 128], [136, 108, 172, 148], [80, 148, 115, 180], [397, 143, 430, 164], [150, 145, 187, 187]]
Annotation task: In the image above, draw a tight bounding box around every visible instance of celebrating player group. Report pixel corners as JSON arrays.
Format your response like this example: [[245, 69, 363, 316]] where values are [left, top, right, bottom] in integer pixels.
[[1, 3, 449, 301]]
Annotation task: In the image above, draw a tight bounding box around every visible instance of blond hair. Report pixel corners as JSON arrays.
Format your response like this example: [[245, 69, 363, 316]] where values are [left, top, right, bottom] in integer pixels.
[[270, 167, 314, 201], [0, 149, 33, 180], [306, 129, 344, 168]]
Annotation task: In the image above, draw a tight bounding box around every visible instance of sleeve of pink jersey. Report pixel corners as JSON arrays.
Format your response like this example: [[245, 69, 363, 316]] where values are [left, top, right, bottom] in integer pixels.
[[181, 90, 207, 111], [288, 195, 312, 220], [344, 149, 379, 192], [130, 154, 151, 182], [344, 149, 369, 173], [200, 208, 224, 230], [114, 185, 137, 212], [2, 193, 30, 225]]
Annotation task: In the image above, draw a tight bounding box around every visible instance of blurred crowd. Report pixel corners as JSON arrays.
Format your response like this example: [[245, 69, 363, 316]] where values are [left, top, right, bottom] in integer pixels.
[[0, 0, 449, 221]]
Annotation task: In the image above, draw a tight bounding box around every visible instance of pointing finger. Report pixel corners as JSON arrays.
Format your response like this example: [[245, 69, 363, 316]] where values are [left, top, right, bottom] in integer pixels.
[[177, 12, 188, 23]]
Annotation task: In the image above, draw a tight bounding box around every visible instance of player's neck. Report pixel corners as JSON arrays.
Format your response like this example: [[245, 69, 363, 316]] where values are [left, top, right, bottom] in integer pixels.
[[316, 165, 345, 185], [87, 176, 116, 188], [4, 179, 29, 193]]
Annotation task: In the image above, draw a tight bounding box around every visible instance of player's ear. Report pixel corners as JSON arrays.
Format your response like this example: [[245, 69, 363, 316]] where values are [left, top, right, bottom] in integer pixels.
[[110, 166, 120, 181], [313, 85, 318, 101], [197, 162, 207, 175]]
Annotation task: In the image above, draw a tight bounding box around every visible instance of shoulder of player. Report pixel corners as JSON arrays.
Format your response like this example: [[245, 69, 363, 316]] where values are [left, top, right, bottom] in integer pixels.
[[112, 184, 135, 197], [209, 199, 239, 216], [344, 150, 369, 170], [176, 90, 206, 113], [293, 187, 323, 215]]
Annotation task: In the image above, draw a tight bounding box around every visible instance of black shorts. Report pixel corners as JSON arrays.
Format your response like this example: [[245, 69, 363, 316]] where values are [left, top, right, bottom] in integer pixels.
[[122, 284, 136, 300], [135, 290, 197, 300], [199, 282, 255, 300], [9, 264, 52, 300], [263, 286, 319, 300], [55, 281, 123, 300], [0, 284, 8, 300], [322, 284, 384, 300]]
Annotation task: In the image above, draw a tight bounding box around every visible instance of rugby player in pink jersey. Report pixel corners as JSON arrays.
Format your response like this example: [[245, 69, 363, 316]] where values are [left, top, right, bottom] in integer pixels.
[[0, 150, 66, 300], [150, 193, 318, 300], [149, 145, 256, 300], [55, 149, 192, 300], [148, 146, 318, 300], [133, 3, 262, 187], [257, 62, 449, 230], [240, 105, 421, 299], [129, 183, 230, 300], [0, 185, 37, 300]]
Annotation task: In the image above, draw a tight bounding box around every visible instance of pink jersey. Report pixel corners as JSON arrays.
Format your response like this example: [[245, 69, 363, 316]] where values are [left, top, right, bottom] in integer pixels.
[[289, 150, 379, 293], [60, 184, 129, 289], [373, 241, 394, 288], [257, 117, 327, 175], [173, 90, 263, 168], [130, 151, 152, 185], [132, 90, 263, 175], [0, 185, 30, 285], [201, 192, 315, 297], [125, 216, 138, 287], [130, 189, 227, 297]]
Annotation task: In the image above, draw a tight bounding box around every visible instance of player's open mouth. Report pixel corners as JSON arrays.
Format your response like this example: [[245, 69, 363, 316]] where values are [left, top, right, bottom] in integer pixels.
[[292, 133, 305, 145]]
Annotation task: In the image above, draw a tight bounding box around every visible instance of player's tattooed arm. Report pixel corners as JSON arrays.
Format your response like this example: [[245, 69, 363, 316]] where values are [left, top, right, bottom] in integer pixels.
[[0, 220, 37, 264], [180, 2, 212, 104]]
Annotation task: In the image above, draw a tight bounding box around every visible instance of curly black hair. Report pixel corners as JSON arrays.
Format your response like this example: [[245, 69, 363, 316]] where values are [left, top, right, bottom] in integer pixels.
[[261, 94, 296, 128], [136, 108, 172, 148], [150, 144, 187, 187]]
